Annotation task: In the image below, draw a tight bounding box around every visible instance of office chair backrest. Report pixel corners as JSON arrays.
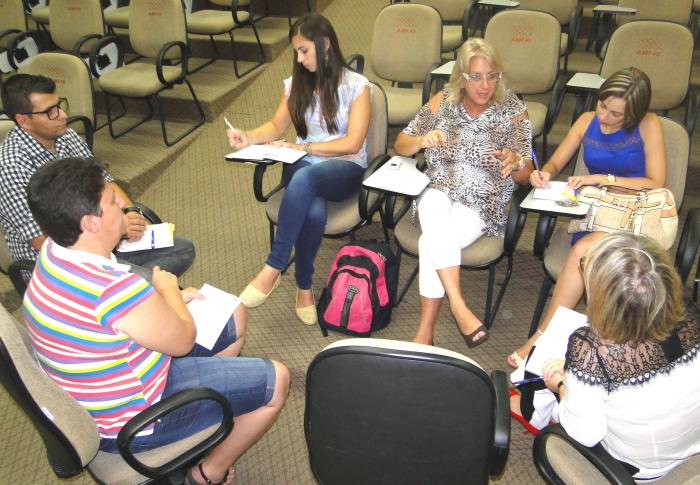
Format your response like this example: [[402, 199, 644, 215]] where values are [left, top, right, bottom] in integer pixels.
[[370, 3, 442, 84], [485, 10, 560, 95], [617, 0, 693, 26], [23, 52, 95, 128], [0, 303, 100, 478], [49, 0, 105, 53], [600, 20, 693, 112], [129, 0, 187, 59], [574, 116, 688, 206], [0, 0, 28, 36], [305, 338, 503, 485], [366, 81, 388, 162], [516, 0, 577, 25], [413, 0, 471, 23]]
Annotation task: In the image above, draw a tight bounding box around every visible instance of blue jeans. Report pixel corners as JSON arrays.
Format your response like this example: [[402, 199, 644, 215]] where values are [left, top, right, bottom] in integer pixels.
[[99, 317, 276, 453], [115, 236, 196, 277], [267, 159, 365, 289]]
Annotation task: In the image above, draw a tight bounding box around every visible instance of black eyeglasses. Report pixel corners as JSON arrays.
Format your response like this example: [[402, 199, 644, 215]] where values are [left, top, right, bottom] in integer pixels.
[[21, 97, 69, 120]]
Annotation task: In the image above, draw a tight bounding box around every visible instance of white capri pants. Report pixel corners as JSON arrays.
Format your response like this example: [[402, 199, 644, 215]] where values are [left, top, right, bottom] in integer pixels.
[[417, 188, 486, 298]]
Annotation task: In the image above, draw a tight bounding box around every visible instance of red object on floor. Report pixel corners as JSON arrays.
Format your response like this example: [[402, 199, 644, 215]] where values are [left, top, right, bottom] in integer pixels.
[[509, 387, 541, 435]]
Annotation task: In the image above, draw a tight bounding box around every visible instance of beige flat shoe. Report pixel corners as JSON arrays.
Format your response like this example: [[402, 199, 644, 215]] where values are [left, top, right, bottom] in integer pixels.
[[240, 274, 281, 308], [295, 289, 317, 325]]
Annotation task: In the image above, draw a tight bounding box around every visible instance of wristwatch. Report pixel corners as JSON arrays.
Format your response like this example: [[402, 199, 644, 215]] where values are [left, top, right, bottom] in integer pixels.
[[606, 174, 616, 183]]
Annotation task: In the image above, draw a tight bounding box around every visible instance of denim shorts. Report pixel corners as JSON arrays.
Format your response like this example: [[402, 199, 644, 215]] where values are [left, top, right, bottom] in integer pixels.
[[100, 317, 276, 453]]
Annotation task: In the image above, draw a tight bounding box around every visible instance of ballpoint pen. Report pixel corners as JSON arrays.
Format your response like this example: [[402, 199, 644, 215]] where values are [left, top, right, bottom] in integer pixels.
[[224, 116, 236, 132], [150, 229, 155, 250], [512, 376, 545, 386]]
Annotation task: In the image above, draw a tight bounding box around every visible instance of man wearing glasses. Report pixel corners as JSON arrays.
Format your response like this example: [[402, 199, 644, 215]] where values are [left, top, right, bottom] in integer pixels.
[[0, 74, 195, 279]]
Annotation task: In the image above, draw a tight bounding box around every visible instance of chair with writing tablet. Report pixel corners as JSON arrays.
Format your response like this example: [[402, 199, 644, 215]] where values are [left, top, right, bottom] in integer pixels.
[[251, 80, 390, 253], [485, 10, 565, 162], [528, 117, 695, 338]]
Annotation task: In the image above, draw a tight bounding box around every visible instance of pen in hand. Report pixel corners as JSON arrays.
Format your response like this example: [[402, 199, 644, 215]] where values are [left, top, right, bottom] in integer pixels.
[[512, 376, 545, 386], [224, 116, 236, 132], [150, 229, 155, 250]]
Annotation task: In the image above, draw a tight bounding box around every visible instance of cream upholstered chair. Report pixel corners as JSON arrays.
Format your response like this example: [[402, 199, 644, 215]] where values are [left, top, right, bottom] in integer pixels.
[[92, 0, 205, 146], [528, 117, 692, 337], [600, 20, 697, 134], [370, 3, 442, 127], [485, 9, 566, 161], [0, 0, 29, 52], [252, 79, 390, 252], [305, 338, 510, 484], [47, 0, 105, 56], [413, 0, 476, 58], [534, 424, 700, 485], [0, 302, 235, 485], [515, 0, 582, 73], [103, 0, 130, 34], [26, 0, 50, 29], [186, 0, 266, 77], [22, 51, 97, 147]]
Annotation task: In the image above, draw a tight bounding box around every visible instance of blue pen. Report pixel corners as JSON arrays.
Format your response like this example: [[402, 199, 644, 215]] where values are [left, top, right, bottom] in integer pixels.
[[150, 229, 155, 250], [512, 376, 544, 386]]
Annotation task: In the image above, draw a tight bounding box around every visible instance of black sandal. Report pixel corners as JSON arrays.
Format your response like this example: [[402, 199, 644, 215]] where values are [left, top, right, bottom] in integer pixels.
[[461, 324, 490, 349]]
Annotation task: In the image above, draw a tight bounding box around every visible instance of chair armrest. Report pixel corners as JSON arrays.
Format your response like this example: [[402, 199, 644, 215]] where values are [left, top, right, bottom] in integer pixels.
[[675, 208, 700, 284], [88, 35, 124, 78], [117, 387, 234, 479], [533, 213, 558, 260], [545, 75, 567, 135], [8, 259, 35, 296], [503, 184, 529, 255], [66, 115, 95, 150], [359, 154, 391, 221], [7, 30, 43, 70], [567, 4, 583, 52], [231, 0, 251, 25], [252, 163, 285, 203], [72, 33, 103, 56], [123, 203, 163, 224], [534, 424, 636, 485], [422, 62, 443, 105], [156, 41, 187, 86], [489, 370, 510, 476], [345, 53, 364, 74]]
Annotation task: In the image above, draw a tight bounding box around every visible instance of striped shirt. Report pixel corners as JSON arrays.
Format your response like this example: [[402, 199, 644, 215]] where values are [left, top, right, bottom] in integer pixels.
[[23, 239, 170, 439]]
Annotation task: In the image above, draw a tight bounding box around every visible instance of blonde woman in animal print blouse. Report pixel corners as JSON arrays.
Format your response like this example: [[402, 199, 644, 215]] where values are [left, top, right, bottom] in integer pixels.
[[395, 38, 533, 348]]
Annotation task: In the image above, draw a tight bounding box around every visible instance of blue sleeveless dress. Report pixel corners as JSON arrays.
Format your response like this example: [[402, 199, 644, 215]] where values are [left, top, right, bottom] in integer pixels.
[[571, 116, 646, 244]]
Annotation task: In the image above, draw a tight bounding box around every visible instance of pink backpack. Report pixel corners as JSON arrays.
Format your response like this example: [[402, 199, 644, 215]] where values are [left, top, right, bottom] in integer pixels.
[[316, 240, 398, 337]]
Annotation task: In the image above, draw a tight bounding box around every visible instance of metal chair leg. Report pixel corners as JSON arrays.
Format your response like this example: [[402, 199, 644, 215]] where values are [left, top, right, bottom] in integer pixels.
[[529, 276, 554, 337]]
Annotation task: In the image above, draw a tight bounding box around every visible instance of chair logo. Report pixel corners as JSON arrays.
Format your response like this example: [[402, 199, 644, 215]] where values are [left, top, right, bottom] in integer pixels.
[[66, 0, 82, 11], [395, 17, 416, 34], [636, 38, 662, 57], [47, 66, 65, 84], [511, 25, 533, 43], [147, 0, 162, 16]]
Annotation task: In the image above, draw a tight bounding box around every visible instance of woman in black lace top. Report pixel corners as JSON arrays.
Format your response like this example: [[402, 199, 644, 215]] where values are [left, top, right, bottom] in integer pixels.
[[542, 233, 700, 480]]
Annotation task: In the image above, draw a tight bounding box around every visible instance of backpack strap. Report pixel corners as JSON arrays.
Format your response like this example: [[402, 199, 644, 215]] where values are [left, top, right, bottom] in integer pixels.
[[340, 285, 359, 328]]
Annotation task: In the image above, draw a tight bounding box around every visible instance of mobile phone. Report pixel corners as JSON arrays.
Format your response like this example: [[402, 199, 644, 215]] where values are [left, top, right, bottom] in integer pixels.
[[387, 159, 401, 170]]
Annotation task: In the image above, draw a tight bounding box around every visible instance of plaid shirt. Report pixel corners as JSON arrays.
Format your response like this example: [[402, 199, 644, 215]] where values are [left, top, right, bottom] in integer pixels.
[[0, 126, 113, 263]]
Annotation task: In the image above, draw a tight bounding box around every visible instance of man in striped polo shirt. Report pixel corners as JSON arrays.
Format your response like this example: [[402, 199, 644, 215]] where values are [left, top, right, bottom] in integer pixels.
[[23, 157, 289, 485]]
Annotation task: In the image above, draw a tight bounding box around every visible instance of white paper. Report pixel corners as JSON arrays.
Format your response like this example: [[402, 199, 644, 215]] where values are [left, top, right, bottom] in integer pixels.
[[431, 60, 455, 76], [533, 180, 576, 202], [566, 72, 605, 90], [226, 144, 306, 164], [525, 306, 589, 375], [187, 284, 241, 350], [117, 223, 174, 252], [362, 156, 430, 197]]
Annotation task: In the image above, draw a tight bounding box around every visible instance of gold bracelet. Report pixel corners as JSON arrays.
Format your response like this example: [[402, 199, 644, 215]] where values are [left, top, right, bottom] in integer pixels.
[[303, 142, 312, 155]]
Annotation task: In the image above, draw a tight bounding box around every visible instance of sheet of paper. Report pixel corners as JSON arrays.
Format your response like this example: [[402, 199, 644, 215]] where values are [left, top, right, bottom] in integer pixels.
[[363, 156, 430, 197], [431, 60, 455, 76], [226, 144, 306, 164], [566, 72, 605, 90], [533, 180, 576, 202], [117, 223, 174, 253], [525, 306, 589, 375], [187, 284, 241, 350]]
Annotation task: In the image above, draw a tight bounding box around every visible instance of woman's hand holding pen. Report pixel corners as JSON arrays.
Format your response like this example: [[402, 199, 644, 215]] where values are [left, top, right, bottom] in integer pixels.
[[530, 168, 551, 188], [227, 127, 249, 149], [542, 358, 565, 393], [420, 130, 447, 149]]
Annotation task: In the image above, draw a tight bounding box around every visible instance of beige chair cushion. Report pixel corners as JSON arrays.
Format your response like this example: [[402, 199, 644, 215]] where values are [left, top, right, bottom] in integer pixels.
[[559, 33, 568, 55], [266, 190, 379, 236], [366, 83, 388, 162], [544, 433, 613, 484], [103, 6, 130, 28], [442, 25, 464, 52], [129, 0, 187, 58], [384, 85, 424, 126], [542, 226, 570, 280], [524, 100, 546, 136], [371, 4, 442, 83], [49, 0, 104, 53], [25, 52, 95, 125], [617, 0, 692, 25], [394, 216, 504, 266], [0, 0, 27, 35], [31, 6, 50, 24], [601, 21, 693, 111], [485, 10, 560, 94], [187, 10, 236, 34], [98, 61, 184, 97]]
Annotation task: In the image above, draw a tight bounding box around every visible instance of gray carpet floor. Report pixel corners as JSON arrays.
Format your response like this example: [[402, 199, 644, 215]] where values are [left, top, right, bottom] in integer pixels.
[[0, 0, 698, 483]]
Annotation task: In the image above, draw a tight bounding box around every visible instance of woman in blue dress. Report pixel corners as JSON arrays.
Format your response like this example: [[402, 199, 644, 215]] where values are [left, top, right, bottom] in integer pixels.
[[507, 67, 667, 368]]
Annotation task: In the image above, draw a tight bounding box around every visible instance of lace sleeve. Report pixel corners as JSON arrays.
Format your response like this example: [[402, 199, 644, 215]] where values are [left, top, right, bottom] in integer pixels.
[[564, 327, 614, 392]]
